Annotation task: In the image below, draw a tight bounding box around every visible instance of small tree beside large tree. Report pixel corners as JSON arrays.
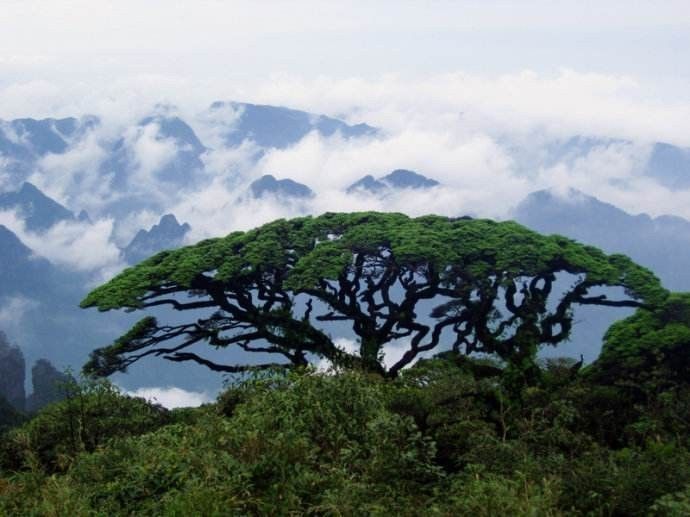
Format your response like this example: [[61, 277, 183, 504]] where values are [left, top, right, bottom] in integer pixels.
[[81, 212, 667, 380]]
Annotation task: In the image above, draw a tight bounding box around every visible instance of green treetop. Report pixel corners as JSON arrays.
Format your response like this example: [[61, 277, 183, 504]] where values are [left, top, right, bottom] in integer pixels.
[[590, 292, 690, 388], [81, 212, 667, 378]]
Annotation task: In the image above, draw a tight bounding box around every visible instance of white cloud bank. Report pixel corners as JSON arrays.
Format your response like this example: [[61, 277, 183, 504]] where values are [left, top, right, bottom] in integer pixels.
[[125, 386, 212, 409], [0, 209, 125, 279]]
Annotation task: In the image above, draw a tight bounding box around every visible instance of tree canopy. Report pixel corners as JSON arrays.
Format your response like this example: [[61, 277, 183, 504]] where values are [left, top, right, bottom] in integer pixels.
[[81, 212, 667, 378], [590, 292, 690, 388]]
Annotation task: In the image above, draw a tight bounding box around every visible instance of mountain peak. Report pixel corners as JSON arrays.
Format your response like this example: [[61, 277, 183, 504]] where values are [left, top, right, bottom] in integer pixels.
[[123, 214, 191, 264], [0, 184, 74, 232], [249, 175, 314, 199], [381, 169, 440, 189], [347, 169, 440, 195], [139, 114, 206, 155], [158, 213, 183, 229], [513, 187, 690, 293], [346, 175, 387, 194], [19, 181, 42, 195]]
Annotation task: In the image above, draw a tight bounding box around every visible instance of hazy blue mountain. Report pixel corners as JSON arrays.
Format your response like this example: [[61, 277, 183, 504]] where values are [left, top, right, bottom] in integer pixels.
[[211, 101, 376, 149], [140, 115, 205, 154], [123, 214, 191, 264], [0, 226, 144, 392], [138, 115, 206, 184], [347, 169, 440, 194], [250, 174, 314, 199], [9, 118, 72, 155], [346, 175, 387, 194], [0, 332, 25, 411], [646, 142, 690, 189], [0, 225, 56, 297], [0, 116, 98, 185], [382, 169, 440, 189], [514, 188, 690, 290], [0, 182, 75, 232], [102, 115, 206, 194]]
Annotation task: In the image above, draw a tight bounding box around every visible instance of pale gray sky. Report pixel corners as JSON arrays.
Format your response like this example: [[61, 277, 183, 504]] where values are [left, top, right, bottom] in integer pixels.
[[1, 1, 690, 94]]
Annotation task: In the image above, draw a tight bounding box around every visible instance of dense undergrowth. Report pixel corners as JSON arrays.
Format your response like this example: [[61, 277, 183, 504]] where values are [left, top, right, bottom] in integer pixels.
[[1, 349, 690, 516]]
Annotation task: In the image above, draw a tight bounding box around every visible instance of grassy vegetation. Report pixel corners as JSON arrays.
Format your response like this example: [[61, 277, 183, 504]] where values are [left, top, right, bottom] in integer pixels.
[[2, 343, 690, 515]]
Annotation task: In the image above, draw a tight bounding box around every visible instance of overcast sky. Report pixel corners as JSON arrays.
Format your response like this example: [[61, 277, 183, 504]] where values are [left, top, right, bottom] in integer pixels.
[[1, 1, 690, 102]]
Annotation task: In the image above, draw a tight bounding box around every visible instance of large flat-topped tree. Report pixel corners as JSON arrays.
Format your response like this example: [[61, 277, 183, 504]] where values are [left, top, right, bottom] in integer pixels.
[[81, 212, 667, 380]]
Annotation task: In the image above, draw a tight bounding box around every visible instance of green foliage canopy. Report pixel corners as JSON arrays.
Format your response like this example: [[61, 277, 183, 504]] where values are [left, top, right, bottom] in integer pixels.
[[81, 212, 667, 377], [591, 292, 690, 388], [4, 362, 690, 515]]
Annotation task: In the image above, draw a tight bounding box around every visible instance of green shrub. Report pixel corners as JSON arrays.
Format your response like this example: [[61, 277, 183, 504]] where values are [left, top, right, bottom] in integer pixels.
[[2, 357, 690, 515], [651, 485, 690, 516], [560, 442, 690, 515], [441, 467, 563, 516], [0, 377, 170, 473]]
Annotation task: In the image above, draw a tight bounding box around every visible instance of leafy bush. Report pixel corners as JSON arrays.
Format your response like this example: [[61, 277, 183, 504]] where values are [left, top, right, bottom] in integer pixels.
[[441, 467, 563, 516], [2, 354, 690, 515], [651, 485, 690, 516], [0, 377, 170, 473]]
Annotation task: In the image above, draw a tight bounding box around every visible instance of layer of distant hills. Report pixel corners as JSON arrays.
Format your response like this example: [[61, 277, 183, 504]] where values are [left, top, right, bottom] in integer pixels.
[[1, 100, 690, 392]]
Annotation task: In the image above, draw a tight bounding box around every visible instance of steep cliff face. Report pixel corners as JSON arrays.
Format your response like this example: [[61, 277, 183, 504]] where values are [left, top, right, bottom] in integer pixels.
[[26, 359, 71, 413], [123, 214, 191, 265], [0, 332, 26, 411]]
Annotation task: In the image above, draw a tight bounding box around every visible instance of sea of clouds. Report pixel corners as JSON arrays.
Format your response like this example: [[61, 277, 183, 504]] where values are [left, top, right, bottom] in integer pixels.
[[0, 69, 688, 281]]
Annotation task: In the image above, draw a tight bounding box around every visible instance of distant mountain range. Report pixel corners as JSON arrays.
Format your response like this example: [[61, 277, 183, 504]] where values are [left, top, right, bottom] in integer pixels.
[[513, 188, 690, 291], [0, 102, 377, 218], [0, 116, 96, 158], [245, 169, 442, 200]]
